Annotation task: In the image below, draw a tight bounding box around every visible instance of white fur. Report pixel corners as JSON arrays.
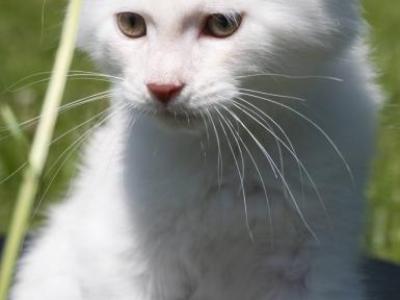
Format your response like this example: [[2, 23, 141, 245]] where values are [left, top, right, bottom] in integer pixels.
[[12, 0, 379, 299]]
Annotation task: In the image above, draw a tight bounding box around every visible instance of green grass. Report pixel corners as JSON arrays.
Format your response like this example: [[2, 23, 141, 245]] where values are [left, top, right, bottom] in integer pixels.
[[364, 0, 400, 262], [0, 1, 107, 230], [0, 0, 399, 263]]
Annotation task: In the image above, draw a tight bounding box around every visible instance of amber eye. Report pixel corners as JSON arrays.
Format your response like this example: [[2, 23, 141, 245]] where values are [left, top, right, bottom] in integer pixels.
[[203, 13, 242, 38], [117, 12, 146, 38]]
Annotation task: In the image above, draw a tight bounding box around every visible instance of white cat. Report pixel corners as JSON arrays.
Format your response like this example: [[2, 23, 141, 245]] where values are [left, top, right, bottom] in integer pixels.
[[11, 0, 380, 299]]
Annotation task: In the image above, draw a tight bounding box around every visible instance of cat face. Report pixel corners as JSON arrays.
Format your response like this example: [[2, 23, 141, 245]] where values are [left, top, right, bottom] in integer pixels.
[[78, 0, 359, 123]]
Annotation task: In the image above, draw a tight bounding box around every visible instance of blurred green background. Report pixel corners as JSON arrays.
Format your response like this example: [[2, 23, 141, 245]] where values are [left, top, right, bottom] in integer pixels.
[[0, 1, 399, 263]]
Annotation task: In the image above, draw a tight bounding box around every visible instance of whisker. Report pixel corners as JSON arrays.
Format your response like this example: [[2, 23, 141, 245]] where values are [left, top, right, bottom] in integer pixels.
[[214, 101, 245, 176], [233, 97, 300, 200], [233, 99, 286, 185], [219, 111, 274, 240], [0, 91, 110, 137], [239, 88, 307, 102], [50, 109, 109, 145], [31, 108, 116, 219], [205, 109, 223, 187], [57, 91, 111, 113], [7, 76, 112, 94], [0, 163, 28, 186], [4, 70, 122, 93], [235, 72, 343, 82], [232, 99, 327, 215], [222, 103, 279, 179], [215, 107, 254, 241], [199, 111, 210, 144], [44, 108, 112, 180], [67, 70, 123, 81], [240, 91, 354, 184], [0, 97, 110, 185], [232, 96, 302, 181], [218, 104, 319, 242]]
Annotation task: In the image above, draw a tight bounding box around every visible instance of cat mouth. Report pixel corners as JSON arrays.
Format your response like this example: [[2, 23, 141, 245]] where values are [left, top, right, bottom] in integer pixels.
[[159, 109, 200, 123], [129, 99, 204, 128], [153, 107, 204, 128]]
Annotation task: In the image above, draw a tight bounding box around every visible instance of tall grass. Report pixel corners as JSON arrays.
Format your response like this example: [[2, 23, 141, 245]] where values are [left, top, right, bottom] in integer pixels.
[[0, 0, 82, 298]]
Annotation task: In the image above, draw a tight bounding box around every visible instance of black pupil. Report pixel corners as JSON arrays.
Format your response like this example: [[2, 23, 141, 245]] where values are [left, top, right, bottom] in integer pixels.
[[127, 14, 138, 28], [215, 15, 230, 29]]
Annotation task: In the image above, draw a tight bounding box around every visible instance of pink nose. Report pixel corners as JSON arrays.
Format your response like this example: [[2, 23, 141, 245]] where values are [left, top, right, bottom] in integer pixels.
[[147, 83, 184, 104]]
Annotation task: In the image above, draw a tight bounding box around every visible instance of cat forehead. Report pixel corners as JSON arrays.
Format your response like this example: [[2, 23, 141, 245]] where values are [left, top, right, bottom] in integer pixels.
[[86, 0, 249, 13], [83, 0, 357, 19]]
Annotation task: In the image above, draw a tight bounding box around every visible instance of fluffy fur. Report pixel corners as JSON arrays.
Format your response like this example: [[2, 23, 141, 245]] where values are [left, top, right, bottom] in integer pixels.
[[12, 0, 380, 299]]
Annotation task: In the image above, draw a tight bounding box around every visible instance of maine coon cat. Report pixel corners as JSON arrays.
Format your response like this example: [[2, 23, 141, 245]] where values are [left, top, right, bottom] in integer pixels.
[[11, 0, 380, 299]]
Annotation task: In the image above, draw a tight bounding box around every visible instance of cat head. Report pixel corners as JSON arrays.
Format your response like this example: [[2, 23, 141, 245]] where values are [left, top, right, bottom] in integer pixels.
[[78, 0, 360, 125]]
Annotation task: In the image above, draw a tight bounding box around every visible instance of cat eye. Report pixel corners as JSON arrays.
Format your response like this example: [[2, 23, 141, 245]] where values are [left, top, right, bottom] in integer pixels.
[[117, 12, 146, 38], [203, 13, 242, 38]]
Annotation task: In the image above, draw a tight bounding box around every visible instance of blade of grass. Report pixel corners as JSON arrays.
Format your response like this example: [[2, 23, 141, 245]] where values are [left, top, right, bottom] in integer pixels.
[[0, 103, 29, 148], [0, 0, 82, 298]]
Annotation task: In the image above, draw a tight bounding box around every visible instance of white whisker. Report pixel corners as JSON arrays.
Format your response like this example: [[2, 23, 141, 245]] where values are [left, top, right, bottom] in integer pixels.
[[235, 72, 343, 82], [215, 107, 254, 241], [239, 88, 307, 102], [5, 71, 122, 93], [0, 163, 28, 186], [31, 107, 117, 219], [233, 99, 327, 215], [221, 113, 274, 242], [240, 91, 354, 184], [199, 111, 211, 144], [219, 104, 319, 242], [0, 91, 110, 136], [205, 109, 224, 187]]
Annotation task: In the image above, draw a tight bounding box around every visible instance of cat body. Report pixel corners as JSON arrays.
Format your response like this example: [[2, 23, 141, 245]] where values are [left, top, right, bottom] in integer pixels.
[[12, 0, 379, 299]]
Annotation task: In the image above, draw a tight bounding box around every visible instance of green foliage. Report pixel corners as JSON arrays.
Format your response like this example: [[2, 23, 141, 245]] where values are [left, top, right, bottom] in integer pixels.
[[364, 0, 400, 263], [0, 1, 107, 230], [0, 0, 399, 263]]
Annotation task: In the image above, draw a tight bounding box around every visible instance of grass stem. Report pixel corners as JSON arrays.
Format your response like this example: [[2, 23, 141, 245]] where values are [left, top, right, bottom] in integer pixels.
[[0, 1, 82, 298]]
